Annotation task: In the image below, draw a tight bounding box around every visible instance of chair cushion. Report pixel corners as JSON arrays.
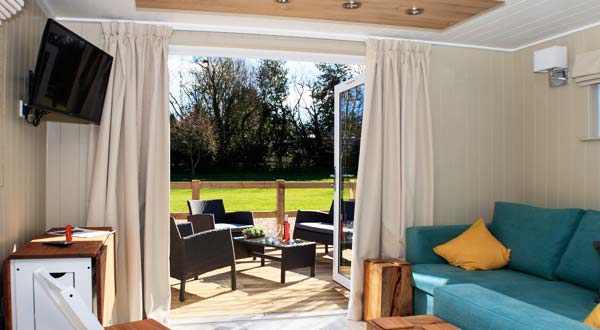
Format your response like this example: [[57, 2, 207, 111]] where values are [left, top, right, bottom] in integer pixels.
[[491, 202, 585, 279], [433, 219, 511, 271], [215, 223, 253, 231], [412, 264, 597, 321], [556, 210, 600, 291], [295, 222, 334, 235]]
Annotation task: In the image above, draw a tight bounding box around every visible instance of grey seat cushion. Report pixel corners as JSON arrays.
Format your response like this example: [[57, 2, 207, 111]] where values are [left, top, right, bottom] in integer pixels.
[[295, 222, 334, 235], [215, 223, 253, 231]]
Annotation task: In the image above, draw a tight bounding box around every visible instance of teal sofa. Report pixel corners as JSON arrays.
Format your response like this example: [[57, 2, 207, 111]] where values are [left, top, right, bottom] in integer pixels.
[[406, 202, 600, 330]]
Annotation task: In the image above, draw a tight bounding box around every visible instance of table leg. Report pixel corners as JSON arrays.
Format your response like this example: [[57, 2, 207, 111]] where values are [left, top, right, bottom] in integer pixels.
[[261, 258, 265, 267], [281, 268, 286, 283], [310, 264, 315, 277]]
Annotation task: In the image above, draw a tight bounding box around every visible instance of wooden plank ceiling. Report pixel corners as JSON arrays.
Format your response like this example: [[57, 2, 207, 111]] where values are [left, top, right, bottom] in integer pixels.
[[136, 0, 505, 30]]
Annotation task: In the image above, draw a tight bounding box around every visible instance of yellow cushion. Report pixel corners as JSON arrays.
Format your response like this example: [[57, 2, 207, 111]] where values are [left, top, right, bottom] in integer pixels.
[[433, 219, 511, 271], [584, 304, 600, 327]]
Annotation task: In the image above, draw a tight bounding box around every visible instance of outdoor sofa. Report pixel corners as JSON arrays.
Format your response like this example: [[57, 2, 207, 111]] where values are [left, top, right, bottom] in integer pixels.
[[293, 200, 355, 253], [407, 202, 600, 330]]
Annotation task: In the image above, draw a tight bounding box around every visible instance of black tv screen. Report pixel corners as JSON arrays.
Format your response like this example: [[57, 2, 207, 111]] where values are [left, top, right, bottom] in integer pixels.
[[31, 19, 113, 124]]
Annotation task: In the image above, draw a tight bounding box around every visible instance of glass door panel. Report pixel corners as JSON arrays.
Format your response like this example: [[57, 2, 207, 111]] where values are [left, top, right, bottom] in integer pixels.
[[333, 77, 364, 289]]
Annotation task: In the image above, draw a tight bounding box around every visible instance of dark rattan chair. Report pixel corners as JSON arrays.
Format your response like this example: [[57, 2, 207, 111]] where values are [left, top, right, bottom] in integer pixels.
[[169, 217, 237, 302], [293, 200, 355, 253], [187, 199, 254, 237]]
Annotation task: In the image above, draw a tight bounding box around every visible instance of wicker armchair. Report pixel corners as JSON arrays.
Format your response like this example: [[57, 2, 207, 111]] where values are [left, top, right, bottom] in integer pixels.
[[293, 201, 355, 253], [187, 199, 254, 237], [169, 217, 237, 302]]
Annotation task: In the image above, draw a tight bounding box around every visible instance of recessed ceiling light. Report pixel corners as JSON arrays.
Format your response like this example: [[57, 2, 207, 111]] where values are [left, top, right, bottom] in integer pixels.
[[405, 7, 425, 15], [342, 1, 362, 9], [274, 0, 290, 3]]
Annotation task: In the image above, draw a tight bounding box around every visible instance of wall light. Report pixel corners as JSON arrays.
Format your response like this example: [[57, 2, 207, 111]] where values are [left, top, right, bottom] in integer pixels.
[[533, 46, 568, 87]]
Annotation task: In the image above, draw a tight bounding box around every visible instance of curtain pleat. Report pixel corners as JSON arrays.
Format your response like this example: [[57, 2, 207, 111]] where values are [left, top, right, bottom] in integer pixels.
[[86, 22, 172, 324], [347, 39, 434, 320]]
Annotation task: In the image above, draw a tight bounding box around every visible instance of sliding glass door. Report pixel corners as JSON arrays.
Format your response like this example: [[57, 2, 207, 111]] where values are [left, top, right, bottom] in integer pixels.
[[333, 76, 364, 289]]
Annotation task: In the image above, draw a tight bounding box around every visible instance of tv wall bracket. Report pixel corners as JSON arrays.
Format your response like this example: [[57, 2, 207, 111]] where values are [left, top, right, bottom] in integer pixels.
[[19, 101, 48, 127], [19, 70, 48, 127]]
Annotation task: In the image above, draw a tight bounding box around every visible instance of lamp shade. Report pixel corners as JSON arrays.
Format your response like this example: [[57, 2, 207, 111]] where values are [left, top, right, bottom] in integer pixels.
[[533, 46, 568, 73]]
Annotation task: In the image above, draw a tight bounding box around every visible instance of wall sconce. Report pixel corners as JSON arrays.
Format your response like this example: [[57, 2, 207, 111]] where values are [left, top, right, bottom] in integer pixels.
[[533, 46, 568, 87]]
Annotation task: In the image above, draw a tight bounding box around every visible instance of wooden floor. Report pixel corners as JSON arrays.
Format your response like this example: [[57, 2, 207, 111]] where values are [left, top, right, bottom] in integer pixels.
[[170, 245, 350, 320]]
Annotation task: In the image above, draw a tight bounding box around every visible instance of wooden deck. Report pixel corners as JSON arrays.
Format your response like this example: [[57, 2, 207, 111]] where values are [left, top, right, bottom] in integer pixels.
[[170, 245, 350, 319]]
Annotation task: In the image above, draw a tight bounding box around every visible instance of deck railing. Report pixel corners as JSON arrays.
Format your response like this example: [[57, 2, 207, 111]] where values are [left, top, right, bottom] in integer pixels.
[[170, 180, 356, 224]]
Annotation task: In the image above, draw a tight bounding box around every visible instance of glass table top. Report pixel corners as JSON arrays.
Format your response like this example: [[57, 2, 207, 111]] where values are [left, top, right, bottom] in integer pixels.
[[234, 236, 315, 248]]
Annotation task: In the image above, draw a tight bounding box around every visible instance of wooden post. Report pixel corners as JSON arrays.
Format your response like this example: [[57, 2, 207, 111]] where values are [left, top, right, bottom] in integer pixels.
[[276, 179, 285, 225], [191, 179, 201, 200]]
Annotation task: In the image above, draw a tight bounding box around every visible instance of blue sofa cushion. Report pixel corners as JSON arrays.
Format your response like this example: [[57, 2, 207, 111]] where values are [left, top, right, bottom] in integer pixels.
[[556, 210, 600, 291], [434, 284, 594, 330], [491, 202, 585, 279], [413, 263, 597, 321]]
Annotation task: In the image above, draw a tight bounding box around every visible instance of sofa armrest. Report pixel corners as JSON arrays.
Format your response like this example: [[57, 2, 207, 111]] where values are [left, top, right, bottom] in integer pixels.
[[406, 225, 469, 264], [434, 284, 594, 330]]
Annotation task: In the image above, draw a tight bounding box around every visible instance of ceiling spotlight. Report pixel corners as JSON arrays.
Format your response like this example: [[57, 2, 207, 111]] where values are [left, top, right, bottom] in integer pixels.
[[342, 1, 362, 9], [405, 7, 425, 15], [275, 0, 290, 3]]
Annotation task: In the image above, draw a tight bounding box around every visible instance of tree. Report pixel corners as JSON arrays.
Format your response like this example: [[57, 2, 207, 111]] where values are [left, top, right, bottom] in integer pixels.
[[289, 63, 355, 169], [168, 56, 364, 174], [257, 60, 292, 168], [181, 57, 266, 169], [169, 94, 215, 177]]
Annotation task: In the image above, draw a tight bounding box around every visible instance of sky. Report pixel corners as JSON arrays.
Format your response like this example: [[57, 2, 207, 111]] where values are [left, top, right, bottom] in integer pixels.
[[168, 55, 363, 114], [168, 55, 324, 112]]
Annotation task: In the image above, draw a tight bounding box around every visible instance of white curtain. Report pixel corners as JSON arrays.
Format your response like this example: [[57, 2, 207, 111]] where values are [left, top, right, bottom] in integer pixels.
[[86, 22, 172, 323], [348, 39, 434, 320]]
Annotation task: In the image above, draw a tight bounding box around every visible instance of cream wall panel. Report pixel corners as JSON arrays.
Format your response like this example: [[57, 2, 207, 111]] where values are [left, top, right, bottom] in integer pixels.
[[515, 25, 600, 210], [0, 1, 47, 264], [430, 46, 522, 225], [45, 21, 100, 228]]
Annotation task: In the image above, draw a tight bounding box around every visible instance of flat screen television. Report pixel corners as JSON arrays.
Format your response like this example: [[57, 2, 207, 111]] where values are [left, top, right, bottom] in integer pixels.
[[29, 19, 113, 124]]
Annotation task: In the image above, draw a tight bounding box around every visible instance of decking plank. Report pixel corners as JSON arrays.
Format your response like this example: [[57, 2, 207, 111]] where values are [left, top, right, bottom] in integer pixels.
[[170, 245, 349, 319]]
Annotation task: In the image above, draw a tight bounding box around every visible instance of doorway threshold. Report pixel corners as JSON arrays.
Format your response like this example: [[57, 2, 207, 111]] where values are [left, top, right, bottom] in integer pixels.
[[170, 309, 348, 325]]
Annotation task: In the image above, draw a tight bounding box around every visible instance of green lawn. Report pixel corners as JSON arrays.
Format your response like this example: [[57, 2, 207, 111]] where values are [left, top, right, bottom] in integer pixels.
[[170, 187, 334, 213], [170, 170, 337, 213]]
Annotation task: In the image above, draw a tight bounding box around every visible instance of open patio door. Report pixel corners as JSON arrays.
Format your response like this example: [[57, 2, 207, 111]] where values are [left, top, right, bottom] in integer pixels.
[[333, 76, 364, 289]]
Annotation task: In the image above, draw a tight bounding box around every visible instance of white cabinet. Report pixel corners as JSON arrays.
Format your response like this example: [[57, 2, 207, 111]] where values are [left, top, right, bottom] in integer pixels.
[[10, 258, 93, 330]]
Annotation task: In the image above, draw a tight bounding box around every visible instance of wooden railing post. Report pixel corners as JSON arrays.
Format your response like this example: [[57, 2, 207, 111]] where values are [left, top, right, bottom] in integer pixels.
[[349, 182, 356, 199], [191, 179, 201, 200], [276, 179, 285, 225]]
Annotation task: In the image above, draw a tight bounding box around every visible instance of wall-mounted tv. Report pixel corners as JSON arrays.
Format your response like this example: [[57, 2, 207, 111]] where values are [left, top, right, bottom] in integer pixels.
[[29, 19, 113, 124]]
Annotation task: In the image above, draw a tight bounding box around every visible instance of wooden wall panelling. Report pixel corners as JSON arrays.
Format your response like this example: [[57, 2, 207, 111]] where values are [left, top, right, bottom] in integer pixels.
[[515, 25, 600, 211], [0, 0, 47, 269]]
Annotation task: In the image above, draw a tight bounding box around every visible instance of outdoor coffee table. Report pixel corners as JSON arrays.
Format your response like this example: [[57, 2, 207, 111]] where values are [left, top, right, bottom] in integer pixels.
[[233, 237, 316, 283]]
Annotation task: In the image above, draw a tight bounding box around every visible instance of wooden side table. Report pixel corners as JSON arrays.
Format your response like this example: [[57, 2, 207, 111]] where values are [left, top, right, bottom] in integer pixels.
[[366, 315, 458, 330], [363, 259, 413, 321]]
